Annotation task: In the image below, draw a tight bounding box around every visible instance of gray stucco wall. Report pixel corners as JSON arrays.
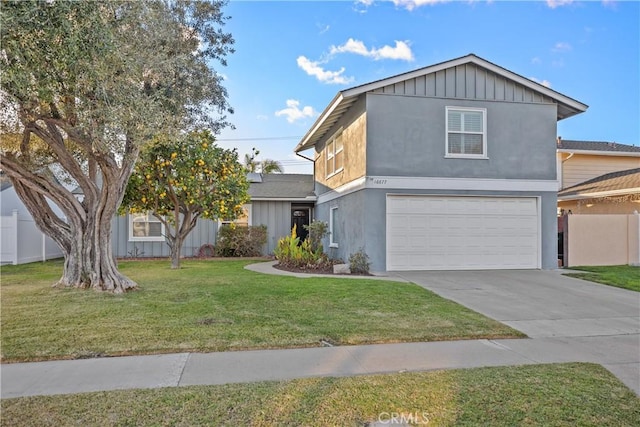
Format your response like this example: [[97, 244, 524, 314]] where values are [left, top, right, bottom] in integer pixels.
[[315, 190, 366, 265], [365, 93, 558, 180], [318, 189, 558, 272]]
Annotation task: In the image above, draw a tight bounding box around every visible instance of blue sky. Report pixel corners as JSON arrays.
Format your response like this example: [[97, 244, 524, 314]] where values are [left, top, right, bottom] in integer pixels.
[[216, 0, 639, 174]]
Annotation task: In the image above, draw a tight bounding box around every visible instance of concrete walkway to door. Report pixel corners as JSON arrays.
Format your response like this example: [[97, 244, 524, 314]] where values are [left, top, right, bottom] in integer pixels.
[[392, 269, 640, 394]]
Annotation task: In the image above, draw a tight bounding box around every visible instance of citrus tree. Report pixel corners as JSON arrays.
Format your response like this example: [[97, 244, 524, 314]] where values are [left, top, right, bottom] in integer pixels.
[[121, 130, 249, 269]]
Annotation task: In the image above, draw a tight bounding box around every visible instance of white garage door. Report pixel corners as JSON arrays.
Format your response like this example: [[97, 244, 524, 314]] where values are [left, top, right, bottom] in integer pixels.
[[386, 195, 539, 271]]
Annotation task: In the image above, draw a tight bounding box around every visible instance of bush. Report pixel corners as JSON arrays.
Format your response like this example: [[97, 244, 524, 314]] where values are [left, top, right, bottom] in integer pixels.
[[349, 248, 371, 274], [304, 220, 329, 253], [274, 224, 330, 270], [214, 225, 267, 257]]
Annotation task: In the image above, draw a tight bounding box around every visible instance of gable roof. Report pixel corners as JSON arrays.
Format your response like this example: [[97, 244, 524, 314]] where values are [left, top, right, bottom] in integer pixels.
[[248, 174, 315, 201], [295, 53, 588, 153], [557, 139, 640, 156], [558, 168, 640, 201]]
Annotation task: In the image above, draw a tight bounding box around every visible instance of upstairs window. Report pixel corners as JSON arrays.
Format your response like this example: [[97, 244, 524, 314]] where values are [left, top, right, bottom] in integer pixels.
[[326, 132, 344, 178], [446, 107, 487, 158], [129, 212, 164, 242]]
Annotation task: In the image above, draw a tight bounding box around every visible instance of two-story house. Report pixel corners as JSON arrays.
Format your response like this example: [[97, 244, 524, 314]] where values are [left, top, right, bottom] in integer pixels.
[[295, 54, 588, 272]]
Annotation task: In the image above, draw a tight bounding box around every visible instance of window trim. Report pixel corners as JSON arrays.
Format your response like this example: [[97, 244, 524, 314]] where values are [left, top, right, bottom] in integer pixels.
[[128, 212, 165, 242], [329, 206, 339, 248], [326, 129, 344, 179], [445, 106, 488, 159], [218, 204, 252, 228]]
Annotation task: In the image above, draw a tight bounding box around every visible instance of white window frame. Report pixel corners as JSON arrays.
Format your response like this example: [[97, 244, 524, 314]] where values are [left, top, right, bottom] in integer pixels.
[[218, 204, 252, 228], [329, 206, 339, 248], [445, 106, 488, 159], [326, 130, 344, 179], [129, 212, 165, 242]]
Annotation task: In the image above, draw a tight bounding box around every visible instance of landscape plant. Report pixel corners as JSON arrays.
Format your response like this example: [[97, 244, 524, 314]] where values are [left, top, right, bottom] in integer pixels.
[[0, 0, 234, 291], [274, 225, 331, 270], [214, 225, 267, 257], [349, 248, 371, 275]]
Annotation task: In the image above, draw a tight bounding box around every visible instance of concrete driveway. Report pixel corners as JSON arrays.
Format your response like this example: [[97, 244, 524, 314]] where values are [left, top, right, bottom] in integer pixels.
[[393, 269, 640, 393]]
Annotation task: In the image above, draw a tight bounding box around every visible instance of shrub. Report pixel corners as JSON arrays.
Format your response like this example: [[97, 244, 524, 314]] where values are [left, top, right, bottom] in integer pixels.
[[275, 225, 330, 270], [214, 225, 267, 257], [349, 248, 371, 274], [304, 220, 329, 253]]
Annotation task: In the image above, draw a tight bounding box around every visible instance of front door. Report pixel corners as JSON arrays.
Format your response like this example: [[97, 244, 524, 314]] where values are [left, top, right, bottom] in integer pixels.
[[291, 208, 310, 241]]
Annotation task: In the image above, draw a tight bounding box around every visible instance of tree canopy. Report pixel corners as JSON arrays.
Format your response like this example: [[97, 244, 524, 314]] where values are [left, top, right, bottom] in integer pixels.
[[121, 130, 249, 268], [0, 0, 234, 292]]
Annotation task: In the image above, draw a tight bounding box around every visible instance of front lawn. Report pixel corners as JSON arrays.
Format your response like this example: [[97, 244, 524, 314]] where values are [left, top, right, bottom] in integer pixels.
[[0, 259, 522, 362], [564, 265, 640, 292], [2, 363, 638, 426]]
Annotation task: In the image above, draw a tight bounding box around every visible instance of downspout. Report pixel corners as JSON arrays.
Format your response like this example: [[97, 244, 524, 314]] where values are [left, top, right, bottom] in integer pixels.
[[296, 151, 317, 219]]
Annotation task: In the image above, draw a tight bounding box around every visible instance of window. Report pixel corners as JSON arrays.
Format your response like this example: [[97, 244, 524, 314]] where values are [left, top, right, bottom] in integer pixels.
[[329, 207, 339, 248], [446, 107, 487, 158], [129, 212, 164, 242], [219, 204, 252, 228], [326, 132, 344, 178]]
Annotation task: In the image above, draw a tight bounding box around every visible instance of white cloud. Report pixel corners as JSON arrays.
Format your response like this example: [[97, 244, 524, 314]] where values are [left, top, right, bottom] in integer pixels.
[[531, 57, 542, 65], [552, 42, 572, 52], [529, 77, 552, 88], [330, 38, 414, 61], [392, 0, 450, 11], [275, 99, 318, 123], [256, 114, 268, 121], [546, 0, 574, 8], [296, 56, 354, 85]]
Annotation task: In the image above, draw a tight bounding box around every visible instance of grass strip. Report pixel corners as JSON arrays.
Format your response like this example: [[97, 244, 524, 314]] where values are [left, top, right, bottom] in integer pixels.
[[564, 265, 640, 292], [1, 363, 638, 426]]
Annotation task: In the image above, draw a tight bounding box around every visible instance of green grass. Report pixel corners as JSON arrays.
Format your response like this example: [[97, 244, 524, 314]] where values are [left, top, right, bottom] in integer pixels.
[[564, 265, 640, 292], [0, 259, 522, 362], [1, 363, 638, 426]]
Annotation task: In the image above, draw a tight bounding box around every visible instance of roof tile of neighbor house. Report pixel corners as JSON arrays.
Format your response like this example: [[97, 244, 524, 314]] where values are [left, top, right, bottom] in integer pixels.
[[558, 167, 640, 199], [248, 174, 315, 201], [557, 139, 640, 153]]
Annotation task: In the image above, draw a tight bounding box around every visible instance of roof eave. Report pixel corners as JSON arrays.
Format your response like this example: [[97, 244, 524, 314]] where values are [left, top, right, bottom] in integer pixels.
[[557, 148, 640, 157], [559, 188, 640, 201]]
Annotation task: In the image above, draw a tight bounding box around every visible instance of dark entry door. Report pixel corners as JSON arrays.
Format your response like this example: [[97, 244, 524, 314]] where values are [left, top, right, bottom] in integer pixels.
[[291, 208, 310, 241]]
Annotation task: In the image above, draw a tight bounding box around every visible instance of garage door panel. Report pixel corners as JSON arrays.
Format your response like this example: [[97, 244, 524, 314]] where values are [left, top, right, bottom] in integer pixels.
[[387, 196, 539, 271]]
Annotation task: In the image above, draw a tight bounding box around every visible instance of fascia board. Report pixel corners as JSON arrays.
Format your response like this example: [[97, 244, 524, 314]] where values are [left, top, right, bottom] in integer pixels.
[[557, 149, 640, 157]]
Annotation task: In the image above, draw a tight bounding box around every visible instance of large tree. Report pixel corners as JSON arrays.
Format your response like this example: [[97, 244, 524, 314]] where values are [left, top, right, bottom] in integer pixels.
[[0, 1, 234, 292], [121, 130, 249, 269]]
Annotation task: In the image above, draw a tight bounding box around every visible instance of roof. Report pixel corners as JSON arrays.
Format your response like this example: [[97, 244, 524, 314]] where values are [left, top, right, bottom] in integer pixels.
[[248, 174, 316, 201], [558, 168, 640, 200], [557, 139, 640, 155], [295, 53, 588, 153]]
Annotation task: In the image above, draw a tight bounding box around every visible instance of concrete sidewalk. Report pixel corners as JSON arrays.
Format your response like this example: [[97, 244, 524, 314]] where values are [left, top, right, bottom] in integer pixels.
[[3, 334, 638, 399], [2, 263, 639, 398]]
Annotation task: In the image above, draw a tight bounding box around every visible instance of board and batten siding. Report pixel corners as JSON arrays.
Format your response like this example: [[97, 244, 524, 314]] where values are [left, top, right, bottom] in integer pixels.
[[251, 200, 293, 255], [111, 215, 218, 258], [562, 154, 640, 189], [373, 63, 555, 104]]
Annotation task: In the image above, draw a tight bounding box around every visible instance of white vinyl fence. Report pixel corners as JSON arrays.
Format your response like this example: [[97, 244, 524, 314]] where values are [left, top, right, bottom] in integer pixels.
[[0, 210, 63, 265]]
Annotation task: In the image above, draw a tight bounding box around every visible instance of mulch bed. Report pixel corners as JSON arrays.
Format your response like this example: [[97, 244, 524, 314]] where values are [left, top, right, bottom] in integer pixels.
[[273, 263, 372, 276]]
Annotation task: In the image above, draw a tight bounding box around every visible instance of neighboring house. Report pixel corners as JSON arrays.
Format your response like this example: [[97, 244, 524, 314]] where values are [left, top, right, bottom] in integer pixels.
[[556, 139, 640, 214], [294, 53, 588, 272], [0, 178, 64, 264], [111, 173, 315, 258]]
